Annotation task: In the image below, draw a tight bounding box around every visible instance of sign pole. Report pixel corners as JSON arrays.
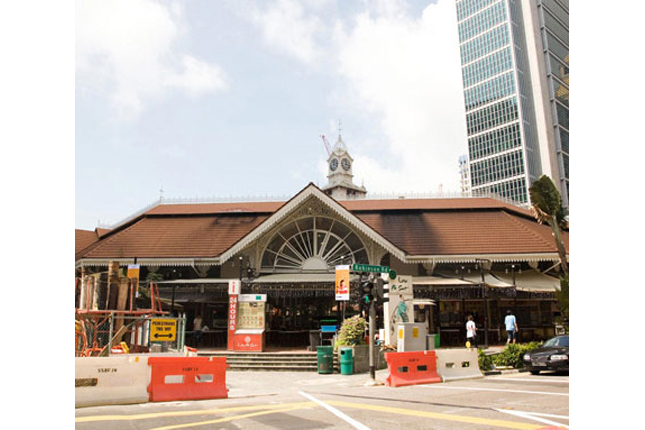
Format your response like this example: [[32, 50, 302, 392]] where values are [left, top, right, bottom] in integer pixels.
[[368, 300, 376, 382]]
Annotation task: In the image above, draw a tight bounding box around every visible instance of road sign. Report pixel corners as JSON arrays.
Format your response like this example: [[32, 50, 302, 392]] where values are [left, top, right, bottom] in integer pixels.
[[150, 319, 177, 342], [127, 264, 140, 280], [351, 264, 390, 273]]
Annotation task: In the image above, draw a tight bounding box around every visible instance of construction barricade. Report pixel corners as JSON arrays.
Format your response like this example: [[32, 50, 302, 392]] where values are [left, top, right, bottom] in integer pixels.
[[75, 356, 150, 407], [384, 350, 442, 387], [435, 349, 483, 382], [147, 356, 228, 402]]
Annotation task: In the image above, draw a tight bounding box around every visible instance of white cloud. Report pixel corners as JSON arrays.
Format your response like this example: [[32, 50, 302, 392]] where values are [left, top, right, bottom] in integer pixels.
[[249, 0, 326, 65], [333, 0, 468, 193], [76, 0, 228, 120], [254, 0, 468, 193]]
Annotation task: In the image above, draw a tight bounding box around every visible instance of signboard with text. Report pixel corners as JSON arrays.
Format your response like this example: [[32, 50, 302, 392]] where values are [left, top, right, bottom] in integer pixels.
[[351, 264, 389, 273], [227, 295, 238, 351], [335, 265, 350, 301], [383, 275, 414, 347], [228, 279, 241, 295], [150, 319, 176, 342], [127, 264, 140, 280]]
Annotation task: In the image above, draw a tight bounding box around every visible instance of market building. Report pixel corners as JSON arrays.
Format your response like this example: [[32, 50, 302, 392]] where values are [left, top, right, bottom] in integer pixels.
[[76, 136, 568, 349]]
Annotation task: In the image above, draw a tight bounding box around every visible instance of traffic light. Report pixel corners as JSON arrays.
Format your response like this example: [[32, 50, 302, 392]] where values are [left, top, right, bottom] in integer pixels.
[[375, 276, 389, 303], [361, 279, 374, 304]]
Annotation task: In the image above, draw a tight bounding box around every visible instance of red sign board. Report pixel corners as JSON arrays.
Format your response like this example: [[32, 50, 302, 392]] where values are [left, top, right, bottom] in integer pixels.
[[227, 295, 238, 351], [234, 332, 265, 351]]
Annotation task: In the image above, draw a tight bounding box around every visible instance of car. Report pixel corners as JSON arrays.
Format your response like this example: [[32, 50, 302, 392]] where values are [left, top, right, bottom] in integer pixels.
[[522, 334, 569, 375]]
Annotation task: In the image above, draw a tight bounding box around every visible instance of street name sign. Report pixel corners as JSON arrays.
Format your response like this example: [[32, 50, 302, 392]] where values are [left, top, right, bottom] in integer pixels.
[[351, 264, 390, 273]]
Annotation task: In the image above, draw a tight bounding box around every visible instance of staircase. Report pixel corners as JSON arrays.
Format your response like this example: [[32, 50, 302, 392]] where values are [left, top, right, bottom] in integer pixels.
[[198, 351, 339, 372]]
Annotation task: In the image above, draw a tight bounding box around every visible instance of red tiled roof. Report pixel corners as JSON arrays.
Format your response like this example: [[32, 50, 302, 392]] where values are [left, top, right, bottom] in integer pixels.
[[146, 201, 282, 215], [77, 198, 568, 261], [81, 214, 269, 259], [355, 211, 567, 255], [76, 229, 100, 256], [144, 197, 533, 217], [342, 197, 534, 217]]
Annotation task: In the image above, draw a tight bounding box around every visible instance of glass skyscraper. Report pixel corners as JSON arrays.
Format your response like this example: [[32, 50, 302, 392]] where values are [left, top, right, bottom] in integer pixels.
[[456, 0, 569, 209]]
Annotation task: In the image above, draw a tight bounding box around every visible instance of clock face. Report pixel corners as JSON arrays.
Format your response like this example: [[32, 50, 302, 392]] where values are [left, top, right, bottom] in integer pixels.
[[341, 158, 351, 171], [330, 158, 339, 171]]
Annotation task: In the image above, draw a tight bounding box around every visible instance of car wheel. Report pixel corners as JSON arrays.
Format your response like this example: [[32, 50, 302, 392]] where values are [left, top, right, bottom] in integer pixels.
[[530, 370, 540, 375]]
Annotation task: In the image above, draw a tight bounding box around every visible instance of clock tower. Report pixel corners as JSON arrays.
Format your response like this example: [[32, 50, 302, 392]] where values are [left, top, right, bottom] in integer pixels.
[[321, 134, 367, 200]]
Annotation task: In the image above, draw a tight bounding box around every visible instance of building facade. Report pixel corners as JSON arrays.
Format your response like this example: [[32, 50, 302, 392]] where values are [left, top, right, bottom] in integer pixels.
[[76, 183, 568, 348], [456, 0, 569, 209]]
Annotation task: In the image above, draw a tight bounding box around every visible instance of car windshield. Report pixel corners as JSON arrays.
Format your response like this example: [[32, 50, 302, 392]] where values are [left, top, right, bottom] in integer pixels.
[[543, 336, 569, 348]]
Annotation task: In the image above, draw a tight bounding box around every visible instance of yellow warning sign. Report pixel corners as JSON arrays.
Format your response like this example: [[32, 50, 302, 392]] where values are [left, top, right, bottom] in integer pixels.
[[151, 319, 176, 342]]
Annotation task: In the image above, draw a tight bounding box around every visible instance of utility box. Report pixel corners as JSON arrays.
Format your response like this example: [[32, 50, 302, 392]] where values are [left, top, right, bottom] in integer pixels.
[[396, 323, 427, 352]]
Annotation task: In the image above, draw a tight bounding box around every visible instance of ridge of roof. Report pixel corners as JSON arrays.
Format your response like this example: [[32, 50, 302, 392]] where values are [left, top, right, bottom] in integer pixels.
[[141, 196, 533, 218]]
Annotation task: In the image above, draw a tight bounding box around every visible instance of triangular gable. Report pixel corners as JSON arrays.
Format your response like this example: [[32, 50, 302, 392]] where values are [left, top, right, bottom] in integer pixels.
[[218, 182, 407, 264]]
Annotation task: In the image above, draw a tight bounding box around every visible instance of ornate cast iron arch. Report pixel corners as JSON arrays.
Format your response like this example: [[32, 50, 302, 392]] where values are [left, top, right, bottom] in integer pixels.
[[260, 216, 369, 273]]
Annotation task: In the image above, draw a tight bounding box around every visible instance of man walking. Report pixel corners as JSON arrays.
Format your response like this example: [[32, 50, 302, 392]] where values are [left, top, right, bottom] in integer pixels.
[[505, 310, 519, 344]]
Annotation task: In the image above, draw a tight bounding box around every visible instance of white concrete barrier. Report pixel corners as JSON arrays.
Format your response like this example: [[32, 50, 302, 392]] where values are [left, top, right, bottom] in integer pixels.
[[75, 356, 150, 407], [435, 349, 483, 382]]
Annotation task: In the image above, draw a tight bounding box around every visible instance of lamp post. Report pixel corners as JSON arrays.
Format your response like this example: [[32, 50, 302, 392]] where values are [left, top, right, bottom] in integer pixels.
[[505, 264, 519, 315], [475, 259, 491, 348], [238, 255, 244, 284]]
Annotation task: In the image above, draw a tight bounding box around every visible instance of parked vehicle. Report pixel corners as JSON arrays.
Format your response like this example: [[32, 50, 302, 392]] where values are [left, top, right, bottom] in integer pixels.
[[522, 335, 569, 375]]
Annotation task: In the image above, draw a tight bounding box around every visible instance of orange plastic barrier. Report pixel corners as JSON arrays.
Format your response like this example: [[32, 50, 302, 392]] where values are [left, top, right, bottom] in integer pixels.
[[147, 356, 228, 402], [384, 350, 442, 387]]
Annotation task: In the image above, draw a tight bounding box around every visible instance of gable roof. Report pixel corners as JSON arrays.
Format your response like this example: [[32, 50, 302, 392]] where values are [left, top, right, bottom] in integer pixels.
[[76, 183, 568, 266], [75, 228, 109, 260]]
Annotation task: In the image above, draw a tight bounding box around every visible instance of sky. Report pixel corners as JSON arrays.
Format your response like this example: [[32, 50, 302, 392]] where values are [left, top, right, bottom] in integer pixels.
[[75, 0, 469, 230]]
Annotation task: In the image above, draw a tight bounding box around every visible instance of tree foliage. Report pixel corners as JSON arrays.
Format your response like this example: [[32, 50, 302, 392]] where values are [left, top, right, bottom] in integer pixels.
[[529, 175, 569, 277], [529, 175, 569, 329], [529, 175, 567, 229]]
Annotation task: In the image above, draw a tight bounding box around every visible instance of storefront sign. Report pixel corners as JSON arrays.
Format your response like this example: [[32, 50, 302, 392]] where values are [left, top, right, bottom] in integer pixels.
[[234, 330, 264, 351], [383, 275, 414, 347], [237, 300, 266, 329], [227, 295, 238, 351], [228, 279, 241, 295], [335, 265, 350, 301], [238, 294, 267, 302]]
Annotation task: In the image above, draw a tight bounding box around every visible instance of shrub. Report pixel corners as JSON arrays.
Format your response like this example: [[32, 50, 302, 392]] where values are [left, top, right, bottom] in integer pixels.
[[493, 342, 543, 369], [478, 349, 494, 372], [335, 315, 367, 349]]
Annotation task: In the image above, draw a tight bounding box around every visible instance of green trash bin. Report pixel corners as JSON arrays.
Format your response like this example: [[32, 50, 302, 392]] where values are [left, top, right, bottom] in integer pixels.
[[339, 347, 353, 375], [317, 346, 334, 374], [435, 333, 441, 348]]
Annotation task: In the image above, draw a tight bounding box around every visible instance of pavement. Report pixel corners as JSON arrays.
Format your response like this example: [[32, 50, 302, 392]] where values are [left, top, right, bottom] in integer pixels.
[[75, 359, 569, 430]]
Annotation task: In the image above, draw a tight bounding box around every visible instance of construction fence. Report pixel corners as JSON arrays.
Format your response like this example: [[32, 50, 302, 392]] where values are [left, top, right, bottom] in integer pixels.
[[75, 313, 186, 357]]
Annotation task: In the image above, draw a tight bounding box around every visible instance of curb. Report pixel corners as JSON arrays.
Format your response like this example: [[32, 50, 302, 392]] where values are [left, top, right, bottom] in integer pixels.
[[484, 368, 529, 376]]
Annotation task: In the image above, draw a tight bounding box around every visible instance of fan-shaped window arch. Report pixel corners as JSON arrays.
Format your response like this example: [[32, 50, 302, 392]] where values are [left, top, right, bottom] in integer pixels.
[[260, 216, 369, 273]]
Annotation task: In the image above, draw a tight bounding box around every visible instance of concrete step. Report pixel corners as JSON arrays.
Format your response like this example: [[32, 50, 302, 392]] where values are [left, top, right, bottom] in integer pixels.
[[197, 351, 338, 372], [226, 358, 317, 364], [200, 353, 318, 358], [229, 364, 318, 372]]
